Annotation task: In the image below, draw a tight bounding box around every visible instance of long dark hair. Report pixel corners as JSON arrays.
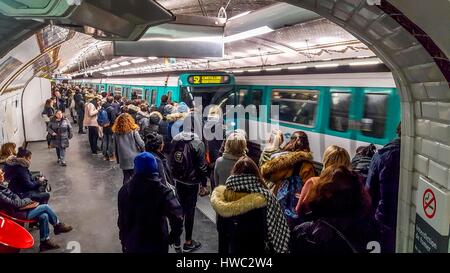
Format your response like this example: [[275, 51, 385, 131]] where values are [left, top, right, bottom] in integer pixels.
[[283, 131, 310, 152], [309, 166, 371, 218], [231, 156, 265, 185]]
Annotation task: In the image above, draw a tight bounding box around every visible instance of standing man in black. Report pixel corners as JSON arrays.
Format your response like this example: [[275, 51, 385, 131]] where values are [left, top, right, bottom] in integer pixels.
[[74, 88, 86, 134]]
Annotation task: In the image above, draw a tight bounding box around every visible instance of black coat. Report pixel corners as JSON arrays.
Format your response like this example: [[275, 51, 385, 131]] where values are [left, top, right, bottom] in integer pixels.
[[0, 185, 33, 219], [290, 216, 380, 253], [3, 157, 40, 198], [117, 173, 183, 253], [211, 186, 269, 254]]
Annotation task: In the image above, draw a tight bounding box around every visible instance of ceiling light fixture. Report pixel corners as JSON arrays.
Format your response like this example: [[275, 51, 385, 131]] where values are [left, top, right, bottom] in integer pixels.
[[288, 65, 307, 70], [227, 11, 251, 21], [111, 64, 120, 68], [247, 68, 261, 72], [119, 61, 131, 66], [315, 63, 339, 68], [265, 67, 282, 71], [349, 60, 381, 66], [224, 26, 274, 43], [148, 57, 158, 60]]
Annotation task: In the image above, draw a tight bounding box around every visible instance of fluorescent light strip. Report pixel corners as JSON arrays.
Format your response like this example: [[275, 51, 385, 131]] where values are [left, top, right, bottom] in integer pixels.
[[265, 67, 282, 71], [247, 69, 261, 72], [111, 64, 120, 68], [349, 60, 381, 66], [228, 11, 251, 21], [148, 57, 158, 60], [233, 70, 244, 73], [224, 26, 274, 43], [119, 61, 131, 66], [131, 58, 146, 64], [315, 63, 339, 68], [288, 65, 307, 70]]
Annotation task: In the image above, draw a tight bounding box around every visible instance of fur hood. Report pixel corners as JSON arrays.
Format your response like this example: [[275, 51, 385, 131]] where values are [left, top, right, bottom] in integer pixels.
[[165, 112, 188, 122], [260, 151, 312, 181], [5, 155, 30, 168], [211, 185, 267, 218]]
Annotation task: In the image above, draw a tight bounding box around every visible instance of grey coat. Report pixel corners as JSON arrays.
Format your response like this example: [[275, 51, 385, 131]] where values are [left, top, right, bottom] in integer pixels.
[[47, 117, 72, 148], [214, 153, 241, 186], [115, 129, 145, 170]]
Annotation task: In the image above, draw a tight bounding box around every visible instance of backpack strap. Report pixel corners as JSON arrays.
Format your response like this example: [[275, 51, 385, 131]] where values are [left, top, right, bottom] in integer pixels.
[[317, 219, 358, 253]]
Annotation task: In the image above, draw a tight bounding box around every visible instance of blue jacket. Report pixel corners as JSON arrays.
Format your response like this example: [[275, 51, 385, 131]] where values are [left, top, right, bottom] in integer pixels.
[[365, 138, 400, 228], [3, 156, 40, 197]]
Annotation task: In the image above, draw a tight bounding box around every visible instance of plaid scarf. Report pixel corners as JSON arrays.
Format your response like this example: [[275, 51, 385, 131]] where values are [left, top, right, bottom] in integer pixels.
[[226, 174, 290, 253]]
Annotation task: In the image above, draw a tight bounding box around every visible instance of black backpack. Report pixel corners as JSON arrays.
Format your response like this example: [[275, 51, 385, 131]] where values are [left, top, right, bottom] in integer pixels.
[[170, 139, 196, 182]]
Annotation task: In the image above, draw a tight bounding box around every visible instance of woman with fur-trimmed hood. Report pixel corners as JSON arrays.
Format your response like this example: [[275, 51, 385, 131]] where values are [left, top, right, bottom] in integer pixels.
[[260, 131, 315, 194], [211, 156, 290, 254]]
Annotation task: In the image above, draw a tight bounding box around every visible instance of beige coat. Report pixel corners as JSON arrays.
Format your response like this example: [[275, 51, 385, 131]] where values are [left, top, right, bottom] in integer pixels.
[[83, 102, 99, 127]]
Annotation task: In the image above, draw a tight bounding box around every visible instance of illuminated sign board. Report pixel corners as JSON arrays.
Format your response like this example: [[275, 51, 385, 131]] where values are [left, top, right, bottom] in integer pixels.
[[188, 75, 230, 85]]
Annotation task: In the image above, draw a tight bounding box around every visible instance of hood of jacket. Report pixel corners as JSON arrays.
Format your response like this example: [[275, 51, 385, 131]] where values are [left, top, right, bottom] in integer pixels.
[[5, 156, 30, 168], [378, 138, 400, 156], [211, 185, 267, 218], [260, 151, 312, 181], [149, 113, 162, 125], [136, 111, 150, 120], [166, 112, 188, 122], [172, 131, 201, 141]]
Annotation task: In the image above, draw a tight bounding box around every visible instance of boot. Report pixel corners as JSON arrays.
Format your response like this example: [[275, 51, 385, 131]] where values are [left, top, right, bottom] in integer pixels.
[[40, 239, 60, 252], [54, 222, 73, 235]]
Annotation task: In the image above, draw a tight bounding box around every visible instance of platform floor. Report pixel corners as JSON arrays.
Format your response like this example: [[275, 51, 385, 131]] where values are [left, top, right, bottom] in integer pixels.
[[22, 131, 218, 253]]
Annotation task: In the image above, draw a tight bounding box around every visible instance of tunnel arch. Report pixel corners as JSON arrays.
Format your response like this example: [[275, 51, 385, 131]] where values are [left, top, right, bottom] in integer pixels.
[[283, 0, 450, 252]]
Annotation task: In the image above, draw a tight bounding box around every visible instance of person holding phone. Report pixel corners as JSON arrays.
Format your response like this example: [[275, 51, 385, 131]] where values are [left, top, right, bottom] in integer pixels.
[[0, 169, 72, 252]]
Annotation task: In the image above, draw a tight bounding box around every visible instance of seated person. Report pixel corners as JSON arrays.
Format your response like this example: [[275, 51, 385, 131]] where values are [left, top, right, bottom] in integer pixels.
[[0, 142, 17, 170], [0, 169, 72, 252], [3, 147, 50, 204]]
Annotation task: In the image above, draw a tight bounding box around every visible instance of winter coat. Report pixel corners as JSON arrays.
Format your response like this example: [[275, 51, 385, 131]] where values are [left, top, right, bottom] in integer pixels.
[[41, 106, 55, 119], [0, 185, 33, 219], [150, 151, 174, 187], [158, 102, 168, 116], [259, 149, 282, 167], [214, 153, 240, 186], [260, 151, 316, 194], [83, 102, 99, 127], [366, 138, 400, 229], [166, 113, 188, 139], [100, 102, 118, 135], [114, 130, 145, 170], [211, 185, 268, 254], [117, 173, 183, 253], [74, 92, 85, 111], [47, 117, 72, 148], [290, 216, 380, 253], [3, 156, 40, 198], [170, 132, 208, 184]]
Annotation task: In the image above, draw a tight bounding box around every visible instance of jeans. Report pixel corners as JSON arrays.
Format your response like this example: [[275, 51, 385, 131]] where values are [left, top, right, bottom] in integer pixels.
[[76, 109, 84, 132], [176, 182, 199, 241], [102, 134, 114, 158], [88, 126, 99, 154], [26, 204, 58, 241], [45, 122, 51, 146], [122, 169, 134, 185], [56, 147, 66, 161]]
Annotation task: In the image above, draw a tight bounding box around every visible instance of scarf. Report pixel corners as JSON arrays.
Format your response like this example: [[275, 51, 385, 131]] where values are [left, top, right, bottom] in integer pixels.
[[225, 174, 290, 253]]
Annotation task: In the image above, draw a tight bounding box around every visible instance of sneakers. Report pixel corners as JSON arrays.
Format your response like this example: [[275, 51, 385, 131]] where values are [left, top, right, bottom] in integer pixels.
[[109, 155, 116, 162], [183, 240, 202, 253], [54, 222, 73, 235], [57, 158, 61, 164], [40, 239, 60, 252], [174, 245, 183, 253], [60, 161, 67, 167]]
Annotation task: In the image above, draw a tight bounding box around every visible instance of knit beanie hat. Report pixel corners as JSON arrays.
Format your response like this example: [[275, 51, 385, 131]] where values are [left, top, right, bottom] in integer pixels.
[[134, 152, 158, 175]]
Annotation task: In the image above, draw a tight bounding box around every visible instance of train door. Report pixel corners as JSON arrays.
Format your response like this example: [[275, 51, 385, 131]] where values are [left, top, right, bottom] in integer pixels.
[[323, 87, 359, 159], [354, 88, 401, 147]]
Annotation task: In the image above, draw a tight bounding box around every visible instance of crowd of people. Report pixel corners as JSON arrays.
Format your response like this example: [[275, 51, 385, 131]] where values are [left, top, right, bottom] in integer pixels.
[[0, 82, 401, 254]]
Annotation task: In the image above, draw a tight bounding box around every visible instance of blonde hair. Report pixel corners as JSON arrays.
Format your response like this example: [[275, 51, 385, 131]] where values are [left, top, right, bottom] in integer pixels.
[[224, 132, 247, 157], [322, 145, 351, 170], [112, 113, 139, 134], [264, 129, 284, 153], [208, 105, 222, 117], [0, 142, 16, 160]]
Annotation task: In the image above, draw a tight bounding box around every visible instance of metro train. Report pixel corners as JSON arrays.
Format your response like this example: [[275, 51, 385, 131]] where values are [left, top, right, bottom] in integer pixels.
[[72, 72, 400, 163]]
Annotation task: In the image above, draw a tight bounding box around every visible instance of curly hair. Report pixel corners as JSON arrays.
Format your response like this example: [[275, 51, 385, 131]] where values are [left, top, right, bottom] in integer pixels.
[[282, 131, 310, 152], [112, 113, 139, 134]]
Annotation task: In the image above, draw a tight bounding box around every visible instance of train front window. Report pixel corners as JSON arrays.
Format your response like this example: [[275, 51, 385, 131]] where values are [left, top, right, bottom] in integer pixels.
[[271, 89, 319, 127], [329, 92, 351, 132], [362, 93, 389, 138], [180, 86, 236, 112]]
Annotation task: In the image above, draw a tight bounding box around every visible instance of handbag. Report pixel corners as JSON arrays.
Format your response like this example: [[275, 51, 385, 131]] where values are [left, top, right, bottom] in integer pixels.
[[38, 178, 52, 193], [42, 114, 50, 123]]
